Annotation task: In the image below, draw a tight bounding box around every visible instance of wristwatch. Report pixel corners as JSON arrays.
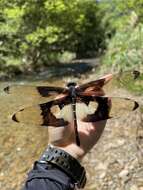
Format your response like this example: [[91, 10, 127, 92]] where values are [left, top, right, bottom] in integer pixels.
[[39, 144, 86, 189]]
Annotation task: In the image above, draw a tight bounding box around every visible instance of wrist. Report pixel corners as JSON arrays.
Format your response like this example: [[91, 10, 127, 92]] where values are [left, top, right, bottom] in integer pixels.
[[39, 144, 87, 189], [56, 143, 86, 161]]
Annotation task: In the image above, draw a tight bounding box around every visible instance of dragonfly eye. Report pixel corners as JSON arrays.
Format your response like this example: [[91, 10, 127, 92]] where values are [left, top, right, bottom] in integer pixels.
[[67, 82, 77, 88]]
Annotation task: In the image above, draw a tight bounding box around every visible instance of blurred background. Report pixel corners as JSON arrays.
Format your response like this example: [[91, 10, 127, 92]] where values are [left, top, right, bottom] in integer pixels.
[[0, 0, 143, 78], [0, 0, 143, 189]]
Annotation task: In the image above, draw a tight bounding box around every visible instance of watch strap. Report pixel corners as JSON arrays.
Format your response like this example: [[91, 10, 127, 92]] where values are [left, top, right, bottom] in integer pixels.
[[39, 145, 86, 188]]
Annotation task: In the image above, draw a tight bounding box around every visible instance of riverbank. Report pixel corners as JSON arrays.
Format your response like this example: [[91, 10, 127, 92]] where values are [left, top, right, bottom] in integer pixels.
[[0, 58, 100, 81]]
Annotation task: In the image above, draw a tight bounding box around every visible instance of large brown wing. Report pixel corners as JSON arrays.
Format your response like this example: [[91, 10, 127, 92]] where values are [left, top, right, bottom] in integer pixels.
[[11, 96, 73, 127], [75, 96, 140, 122], [12, 95, 140, 126], [77, 70, 142, 97], [4, 85, 68, 105], [76, 74, 112, 96]]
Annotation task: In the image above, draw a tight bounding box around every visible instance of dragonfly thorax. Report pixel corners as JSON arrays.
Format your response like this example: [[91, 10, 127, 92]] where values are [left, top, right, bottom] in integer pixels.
[[67, 82, 77, 98]]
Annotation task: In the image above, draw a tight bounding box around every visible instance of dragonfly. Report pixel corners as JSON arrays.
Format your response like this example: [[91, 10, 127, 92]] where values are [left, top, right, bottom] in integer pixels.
[[4, 70, 143, 146]]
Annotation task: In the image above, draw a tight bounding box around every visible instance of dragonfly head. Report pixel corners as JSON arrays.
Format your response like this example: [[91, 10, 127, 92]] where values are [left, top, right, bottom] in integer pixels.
[[67, 82, 77, 88]]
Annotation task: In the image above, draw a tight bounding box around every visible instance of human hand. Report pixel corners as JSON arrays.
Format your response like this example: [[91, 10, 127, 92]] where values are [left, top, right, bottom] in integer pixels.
[[48, 98, 111, 160]]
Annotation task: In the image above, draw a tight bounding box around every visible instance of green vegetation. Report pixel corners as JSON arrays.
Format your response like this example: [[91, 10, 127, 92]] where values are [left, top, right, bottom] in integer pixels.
[[99, 0, 143, 72], [101, 23, 143, 72], [0, 0, 143, 76], [122, 71, 143, 95], [0, 0, 105, 74]]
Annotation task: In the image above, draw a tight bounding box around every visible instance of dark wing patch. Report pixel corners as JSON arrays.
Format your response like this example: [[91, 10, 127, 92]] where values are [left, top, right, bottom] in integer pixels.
[[40, 101, 68, 126], [76, 70, 143, 97], [108, 97, 139, 118], [78, 96, 110, 122], [37, 86, 67, 97], [75, 96, 139, 122], [4, 85, 68, 104], [103, 70, 143, 96], [133, 70, 140, 79], [133, 101, 139, 110], [77, 74, 112, 96], [12, 99, 69, 127]]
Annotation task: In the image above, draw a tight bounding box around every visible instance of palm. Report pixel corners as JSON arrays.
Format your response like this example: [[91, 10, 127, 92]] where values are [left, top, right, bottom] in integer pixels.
[[48, 119, 107, 154]]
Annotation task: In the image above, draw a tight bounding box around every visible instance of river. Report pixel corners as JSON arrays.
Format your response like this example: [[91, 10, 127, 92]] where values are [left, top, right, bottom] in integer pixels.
[[0, 66, 143, 190]]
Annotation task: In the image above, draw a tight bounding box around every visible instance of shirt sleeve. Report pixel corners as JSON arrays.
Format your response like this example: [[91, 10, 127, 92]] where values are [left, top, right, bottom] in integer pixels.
[[22, 161, 75, 190]]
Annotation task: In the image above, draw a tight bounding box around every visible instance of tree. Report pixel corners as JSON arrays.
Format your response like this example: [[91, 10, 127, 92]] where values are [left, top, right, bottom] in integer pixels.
[[0, 0, 105, 70]]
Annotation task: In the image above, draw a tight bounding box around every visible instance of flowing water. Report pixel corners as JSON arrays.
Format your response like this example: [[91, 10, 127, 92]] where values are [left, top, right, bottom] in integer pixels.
[[0, 70, 143, 190]]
